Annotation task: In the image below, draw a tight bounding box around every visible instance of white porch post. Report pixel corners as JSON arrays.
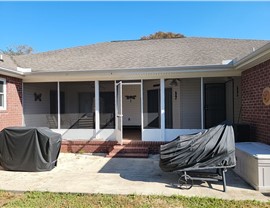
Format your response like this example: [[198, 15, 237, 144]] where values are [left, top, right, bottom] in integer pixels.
[[200, 77, 204, 129], [57, 81, 60, 129], [95, 81, 100, 138], [160, 78, 165, 141], [22, 83, 25, 126], [141, 79, 144, 141]]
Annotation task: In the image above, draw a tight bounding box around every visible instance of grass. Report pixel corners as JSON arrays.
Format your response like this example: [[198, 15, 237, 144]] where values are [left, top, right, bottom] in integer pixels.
[[0, 191, 269, 208]]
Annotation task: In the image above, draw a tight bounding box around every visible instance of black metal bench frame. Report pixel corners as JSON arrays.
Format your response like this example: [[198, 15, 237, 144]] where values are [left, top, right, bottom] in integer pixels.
[[177, 168, 227, 192]]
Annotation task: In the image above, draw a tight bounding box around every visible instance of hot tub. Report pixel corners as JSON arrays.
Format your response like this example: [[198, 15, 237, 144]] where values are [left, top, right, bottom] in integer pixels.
[[234, 142, 270, 192]]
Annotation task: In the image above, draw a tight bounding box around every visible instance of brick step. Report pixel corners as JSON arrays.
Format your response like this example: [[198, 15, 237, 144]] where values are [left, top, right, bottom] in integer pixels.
[[106, 145, 149, 158], [109, 145, 149, 154], [106, 152, 149, 158]]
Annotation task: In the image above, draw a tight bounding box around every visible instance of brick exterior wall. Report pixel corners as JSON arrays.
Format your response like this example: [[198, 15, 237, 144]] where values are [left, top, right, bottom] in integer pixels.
[[0, 75, 23, 130], [61, 140, 166, 154], [241, 59, 270, 144]]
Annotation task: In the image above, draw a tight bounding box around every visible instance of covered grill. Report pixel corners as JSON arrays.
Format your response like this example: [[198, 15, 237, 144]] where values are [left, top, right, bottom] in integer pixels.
[[0, 127, 62, 172], [159, 124, 236, 191]]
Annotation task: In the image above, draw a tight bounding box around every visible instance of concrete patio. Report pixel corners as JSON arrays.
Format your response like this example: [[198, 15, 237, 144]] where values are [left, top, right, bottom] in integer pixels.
[[0, 153, 269, 202]]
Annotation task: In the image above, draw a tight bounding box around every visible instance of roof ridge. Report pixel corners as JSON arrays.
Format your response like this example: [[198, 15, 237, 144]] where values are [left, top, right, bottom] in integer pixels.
[[188, 36, 270, 42], [15, 37, 269, 57]]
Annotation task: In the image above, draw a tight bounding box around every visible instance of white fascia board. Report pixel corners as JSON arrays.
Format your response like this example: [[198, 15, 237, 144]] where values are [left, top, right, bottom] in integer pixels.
[[22, 64, 239, 83], [234, 42, 270, 71], [0, 66, 24, 78], [22, 63, 233, 75]]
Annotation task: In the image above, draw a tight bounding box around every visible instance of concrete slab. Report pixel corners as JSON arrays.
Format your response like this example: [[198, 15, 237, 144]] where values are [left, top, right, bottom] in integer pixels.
[[0, 153, 269, 202]]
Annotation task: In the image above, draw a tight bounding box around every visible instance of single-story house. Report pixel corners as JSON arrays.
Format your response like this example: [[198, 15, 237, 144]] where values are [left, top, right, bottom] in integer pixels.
[[0, 37, 270, 153]]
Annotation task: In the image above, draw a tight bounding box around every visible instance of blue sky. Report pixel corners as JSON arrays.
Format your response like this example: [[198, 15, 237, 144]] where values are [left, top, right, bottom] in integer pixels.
[[1, 1, 270, 53]]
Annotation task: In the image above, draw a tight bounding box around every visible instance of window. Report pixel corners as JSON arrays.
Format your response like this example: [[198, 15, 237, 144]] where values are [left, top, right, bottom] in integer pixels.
[[0, 78, 6, 110]]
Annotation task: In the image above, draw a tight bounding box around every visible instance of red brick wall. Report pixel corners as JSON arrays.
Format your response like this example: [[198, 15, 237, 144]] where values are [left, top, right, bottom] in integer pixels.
[[0, 75, 23, 130], [241, 59, 270, 144], [61, 140, 166, 154]]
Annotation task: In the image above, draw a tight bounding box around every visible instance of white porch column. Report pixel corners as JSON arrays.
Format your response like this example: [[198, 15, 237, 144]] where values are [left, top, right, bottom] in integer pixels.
[[95, 81, 100, 138], [160, 78, 165, 141], [57, 81, 60, 129], [140, 79, 144, 140], [200, 77, 204, 129]]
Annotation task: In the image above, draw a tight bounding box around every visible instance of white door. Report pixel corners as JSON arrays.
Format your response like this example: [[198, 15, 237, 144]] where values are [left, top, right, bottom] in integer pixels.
[[115, 81, 123, 144]]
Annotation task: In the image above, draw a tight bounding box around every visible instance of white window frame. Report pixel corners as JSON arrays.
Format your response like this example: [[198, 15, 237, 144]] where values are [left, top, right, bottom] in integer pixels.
[[0, 78, 6, 110]]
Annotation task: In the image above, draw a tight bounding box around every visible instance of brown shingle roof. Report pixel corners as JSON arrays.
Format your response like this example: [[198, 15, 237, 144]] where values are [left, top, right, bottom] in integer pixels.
[[4, 37, 270, 72], [0, 54, 19, 71]]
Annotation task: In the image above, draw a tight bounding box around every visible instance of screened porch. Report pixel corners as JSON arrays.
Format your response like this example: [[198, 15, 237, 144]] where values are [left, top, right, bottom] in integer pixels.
[[23, 77, 241, 142]]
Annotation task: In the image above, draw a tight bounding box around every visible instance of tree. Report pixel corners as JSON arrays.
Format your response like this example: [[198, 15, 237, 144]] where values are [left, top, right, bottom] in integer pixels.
[[140, 31, 185, 40], [0, 45, 34, 55]]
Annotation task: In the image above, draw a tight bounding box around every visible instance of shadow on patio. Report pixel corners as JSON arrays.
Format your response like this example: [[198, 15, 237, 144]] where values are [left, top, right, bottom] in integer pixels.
[[98, 155, 254, 193]]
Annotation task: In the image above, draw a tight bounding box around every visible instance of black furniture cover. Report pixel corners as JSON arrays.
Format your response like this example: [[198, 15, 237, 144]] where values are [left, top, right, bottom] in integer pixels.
[[0, 127, 62, 172], [159, 124, 236, 172]]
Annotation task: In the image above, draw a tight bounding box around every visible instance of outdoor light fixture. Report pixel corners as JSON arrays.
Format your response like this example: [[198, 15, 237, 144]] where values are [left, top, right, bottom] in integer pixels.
[[169, 79, 181, 87], [170, 79, 178, 87], [125, 95, 136, 102]]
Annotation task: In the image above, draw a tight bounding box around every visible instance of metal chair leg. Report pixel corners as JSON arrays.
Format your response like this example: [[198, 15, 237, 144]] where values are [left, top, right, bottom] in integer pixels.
[[222, 168, 227, 192]]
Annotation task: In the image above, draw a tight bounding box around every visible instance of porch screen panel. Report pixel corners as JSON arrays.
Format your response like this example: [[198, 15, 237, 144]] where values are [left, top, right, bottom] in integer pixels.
[[99, 81, 115, 129], [143, 79, 160, 128], [60, 82, 95, 129], [23, 82, 58, 128], [165, 79, 181, 129]]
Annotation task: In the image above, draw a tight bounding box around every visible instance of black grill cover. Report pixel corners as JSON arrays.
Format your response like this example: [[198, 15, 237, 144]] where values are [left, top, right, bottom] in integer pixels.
[[0, 127, 62, 172], [159, 124, 236, 172]]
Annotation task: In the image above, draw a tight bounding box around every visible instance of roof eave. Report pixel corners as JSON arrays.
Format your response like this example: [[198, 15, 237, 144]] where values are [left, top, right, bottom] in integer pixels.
[[25, 64, 234, 75], [22, 64, 238, 82], [234, 42, 270, 71], [0, 66, 24, 78]]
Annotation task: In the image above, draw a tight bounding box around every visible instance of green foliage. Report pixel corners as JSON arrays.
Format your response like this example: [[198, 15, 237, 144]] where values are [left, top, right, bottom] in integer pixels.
[[0, 45, 33, 55], [140, 31, 185, 40]]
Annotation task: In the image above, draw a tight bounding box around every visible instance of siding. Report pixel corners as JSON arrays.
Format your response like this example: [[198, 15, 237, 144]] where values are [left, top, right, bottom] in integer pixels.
[[180, 78, 201, 129], [225, 77, 242, 124], [122, 85, 141, 126], [23, 83, 57, 127], [233, 77, 242, 123]]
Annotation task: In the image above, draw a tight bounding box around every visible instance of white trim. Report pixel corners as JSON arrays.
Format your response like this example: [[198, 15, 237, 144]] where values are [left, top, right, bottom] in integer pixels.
[[57, 82, 60, 129], [200, 77, 204, 129], [234, 42, 270, 71], [140, 79, 143, 141], [21, 63, 233, 75], [0, 66, 24, 78], [160, 78, 165, 141], [115, 81, 123, 144], [114, 80, 117, 139], [0, 78, 7, 110], [121, 82, 142, 86], [22, 82, 25, 126], [22, 69, 241, 83], [95, 81, 100, 138]]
